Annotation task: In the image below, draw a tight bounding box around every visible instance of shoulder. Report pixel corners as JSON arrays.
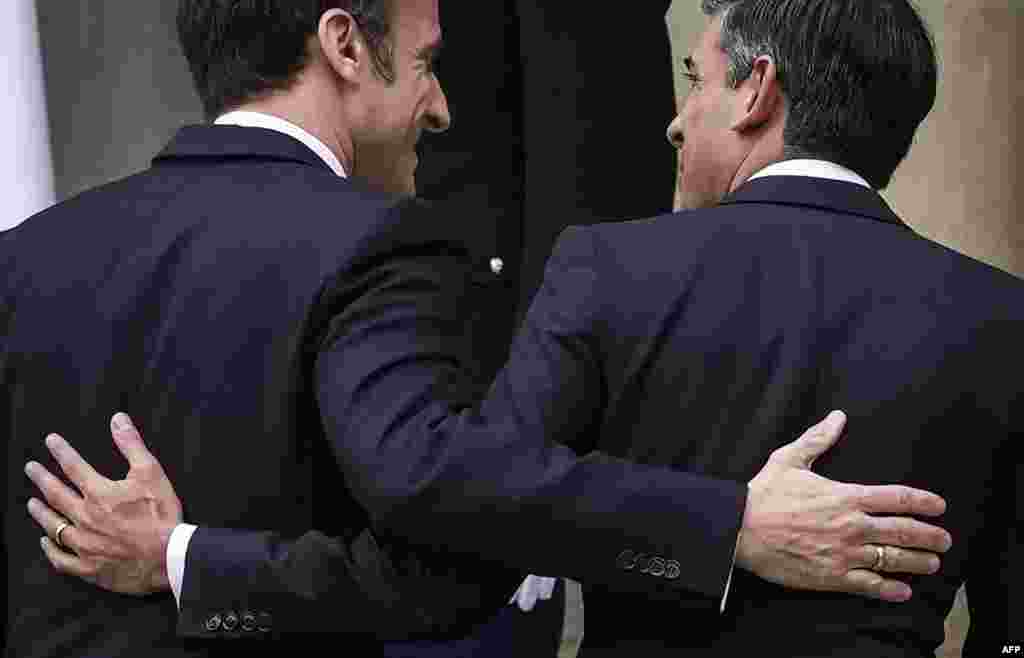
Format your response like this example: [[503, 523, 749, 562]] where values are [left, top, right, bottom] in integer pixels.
[[557, 207, 733, 276]]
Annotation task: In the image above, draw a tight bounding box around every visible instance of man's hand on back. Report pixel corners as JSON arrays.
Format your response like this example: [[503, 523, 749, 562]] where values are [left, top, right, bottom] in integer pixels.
[[22, 410, 953, 604], [738, 411, 951, 602], [24, 413, 180, 596]]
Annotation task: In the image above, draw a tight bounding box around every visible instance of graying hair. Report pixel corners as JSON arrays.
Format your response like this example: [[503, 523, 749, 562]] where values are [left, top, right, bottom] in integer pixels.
[[700, 0, 775, 89]]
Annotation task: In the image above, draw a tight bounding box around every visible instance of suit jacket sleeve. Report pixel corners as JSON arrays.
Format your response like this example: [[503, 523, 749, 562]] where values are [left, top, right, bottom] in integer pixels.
[[176, 524, 506, 640], [174, 220, 747, 639], [174, 207, 522, 641], [316, 223, 747, 602]]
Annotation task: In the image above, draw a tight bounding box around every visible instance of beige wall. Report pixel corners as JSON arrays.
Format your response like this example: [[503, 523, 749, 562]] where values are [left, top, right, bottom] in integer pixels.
[[666, 1, 1024, 655], [883, 0, 1024, 279]]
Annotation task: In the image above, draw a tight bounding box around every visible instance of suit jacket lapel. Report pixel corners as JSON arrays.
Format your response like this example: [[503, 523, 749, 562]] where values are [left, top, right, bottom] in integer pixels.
[[153, 125, 334, 174], [720, 176, 911, 230]]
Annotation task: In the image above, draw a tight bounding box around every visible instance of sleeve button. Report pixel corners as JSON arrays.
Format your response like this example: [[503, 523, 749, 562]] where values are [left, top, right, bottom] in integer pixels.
[[204, 613, 222, 632], [256, 612, 273, 633]]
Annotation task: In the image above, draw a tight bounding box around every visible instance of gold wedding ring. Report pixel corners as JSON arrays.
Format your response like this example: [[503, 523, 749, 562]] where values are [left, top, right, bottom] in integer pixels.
[[54, 521, 71, 549], [871, 545, 886, 571]]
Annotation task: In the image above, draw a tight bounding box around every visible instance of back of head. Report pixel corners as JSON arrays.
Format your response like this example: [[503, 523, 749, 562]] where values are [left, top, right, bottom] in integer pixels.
[[702, 0, 937, 189], [176, 0, 393, 121]]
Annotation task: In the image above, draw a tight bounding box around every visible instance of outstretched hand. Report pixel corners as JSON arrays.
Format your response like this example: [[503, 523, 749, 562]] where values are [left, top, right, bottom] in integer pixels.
[[737, 411, 952, 602], [24, 413, 182, 595]]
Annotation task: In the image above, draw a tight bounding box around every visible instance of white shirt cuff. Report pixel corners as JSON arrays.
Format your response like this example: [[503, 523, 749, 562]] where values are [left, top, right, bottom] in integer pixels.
[[167, 523, 198, 610], [721, 526, 742, 613]]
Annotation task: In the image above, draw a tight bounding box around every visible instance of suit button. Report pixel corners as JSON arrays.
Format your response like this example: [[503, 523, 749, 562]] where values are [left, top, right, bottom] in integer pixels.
[[241, 612, 257, 632], [664, 560, 681, 580], [222, 611, 239, 631], [616, 549, 638, 570], [635, 554, 651, 574], [256, 612, 273, 633], [648, 556, 666, 577], [205, 613, 223, 632]]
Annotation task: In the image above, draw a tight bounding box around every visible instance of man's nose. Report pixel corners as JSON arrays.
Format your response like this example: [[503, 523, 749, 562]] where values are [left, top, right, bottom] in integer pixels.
[[424, 81, 451, 134], [666, 114, 684, 149]]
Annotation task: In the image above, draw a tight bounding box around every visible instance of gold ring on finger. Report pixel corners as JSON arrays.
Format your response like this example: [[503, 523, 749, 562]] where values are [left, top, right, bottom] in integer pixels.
[[871, 545, 886, 571], [54, 521, 71, 549]]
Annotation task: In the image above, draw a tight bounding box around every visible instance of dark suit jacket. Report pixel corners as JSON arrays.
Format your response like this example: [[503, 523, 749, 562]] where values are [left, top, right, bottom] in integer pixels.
[[0, 125, 516, 656], [215, 172, 1019, 655], [175, 173, 1021, 655], [2, 125, 746, 655], [486, 176, 1015, 656]]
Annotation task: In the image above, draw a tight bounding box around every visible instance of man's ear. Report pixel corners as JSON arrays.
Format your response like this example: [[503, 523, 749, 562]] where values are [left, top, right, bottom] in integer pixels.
[[731, 56, 782, 134], [317, 8, 365, 82]]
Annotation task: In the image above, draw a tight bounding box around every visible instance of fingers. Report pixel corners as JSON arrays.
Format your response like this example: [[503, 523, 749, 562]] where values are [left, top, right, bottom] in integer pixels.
[[44, 433, 109, 498], [861, 544, 941, 575], [39, 536, 98, 582], [855, 483, 947, 518], [26, 498, 78, 552], [842, 569, 913, 603], [772, 410, 847, 468], [865, 515, 952, 553], [24, 461, 84, 523], [109, 413, 157, 470]]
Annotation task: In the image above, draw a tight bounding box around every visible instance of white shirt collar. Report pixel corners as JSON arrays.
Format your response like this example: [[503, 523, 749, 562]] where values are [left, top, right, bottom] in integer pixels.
[[747, 159, 871, 189], [213, 111, 347, 178]]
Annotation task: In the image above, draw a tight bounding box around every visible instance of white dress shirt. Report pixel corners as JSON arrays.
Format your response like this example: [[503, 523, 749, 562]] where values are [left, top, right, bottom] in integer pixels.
[[214, 110, 348, 178], [747, 158, 872, 188]]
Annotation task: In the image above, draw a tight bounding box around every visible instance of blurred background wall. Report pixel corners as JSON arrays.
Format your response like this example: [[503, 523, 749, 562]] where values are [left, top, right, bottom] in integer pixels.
[[33, 0, 202, 203], [1, 1, 55, 230]]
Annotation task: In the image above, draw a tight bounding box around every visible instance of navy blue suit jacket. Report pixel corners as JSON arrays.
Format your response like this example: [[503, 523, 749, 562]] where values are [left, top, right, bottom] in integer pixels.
[[509, 177, 1016, 656], [1, 125, 503, 655], [2, 126, 746, 655], [184, 172, 1018, 656]]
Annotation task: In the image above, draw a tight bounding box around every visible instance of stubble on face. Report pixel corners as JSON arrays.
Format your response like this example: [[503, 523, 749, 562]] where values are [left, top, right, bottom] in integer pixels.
[[673, 18, 743, 210], [350, 0, 446, 198]]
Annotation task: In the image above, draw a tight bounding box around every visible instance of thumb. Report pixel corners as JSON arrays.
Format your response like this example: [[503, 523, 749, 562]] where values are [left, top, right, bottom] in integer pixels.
[[773, 410, 847, 469], [110, 413, 158, 470]]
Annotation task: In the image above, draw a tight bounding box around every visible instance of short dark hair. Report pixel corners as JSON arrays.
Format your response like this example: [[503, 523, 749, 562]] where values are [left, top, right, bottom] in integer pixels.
[[177, 0, 395, 120], [701, 0, 937, 189]]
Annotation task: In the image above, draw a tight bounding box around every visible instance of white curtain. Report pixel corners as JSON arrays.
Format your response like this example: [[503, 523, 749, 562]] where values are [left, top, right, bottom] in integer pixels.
[[1, 0, 55, 231]]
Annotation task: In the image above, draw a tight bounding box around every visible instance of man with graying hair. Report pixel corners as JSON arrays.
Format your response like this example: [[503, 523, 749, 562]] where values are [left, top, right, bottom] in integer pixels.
[[9, 0, 984, 655]]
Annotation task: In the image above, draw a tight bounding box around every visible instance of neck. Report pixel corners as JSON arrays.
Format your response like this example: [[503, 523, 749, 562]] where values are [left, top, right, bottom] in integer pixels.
[[231, 85, 354, 175], [729, 143, 784, 194], [726, 116, 787, 193]]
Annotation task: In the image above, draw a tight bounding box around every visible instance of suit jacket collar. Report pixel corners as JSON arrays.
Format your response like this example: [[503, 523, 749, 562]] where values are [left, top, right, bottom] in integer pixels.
[[153, 125, 334, 174], [720, 176, 910, 230]]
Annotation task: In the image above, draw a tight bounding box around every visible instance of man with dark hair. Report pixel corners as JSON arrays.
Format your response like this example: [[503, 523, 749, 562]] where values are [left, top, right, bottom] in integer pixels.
[[632, 0, 1016, 654], [9, 1, 960, 656]]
